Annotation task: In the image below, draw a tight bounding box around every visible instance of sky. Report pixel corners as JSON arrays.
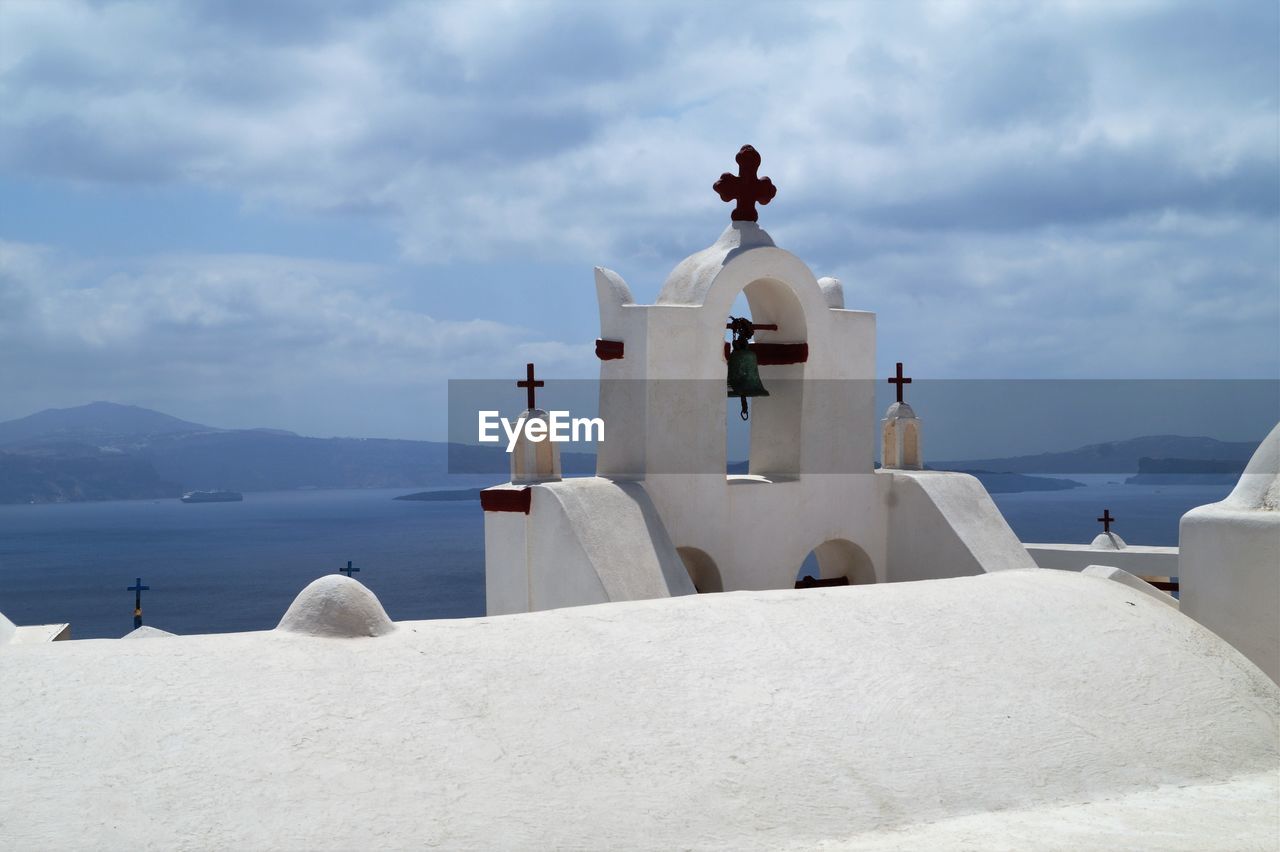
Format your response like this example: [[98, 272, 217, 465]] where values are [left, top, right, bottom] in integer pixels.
[[0, 0, 1276, 442]]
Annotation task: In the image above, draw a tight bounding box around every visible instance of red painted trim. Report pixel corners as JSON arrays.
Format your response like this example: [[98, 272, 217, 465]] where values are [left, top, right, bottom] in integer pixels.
[[753, 342, 808, 365], [722, 342, 809, 364], [595, 339, 625, 360], [480, 487, 531, 514]]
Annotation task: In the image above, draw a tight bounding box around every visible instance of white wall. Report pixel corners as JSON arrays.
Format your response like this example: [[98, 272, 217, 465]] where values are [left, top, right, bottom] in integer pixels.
[[1180, 508, 1279, 683], [885, 470, 1037, 581], [1026, 544, 1178, 578], [486, 478, 695, 615], [1178, 422, 1280, 684]]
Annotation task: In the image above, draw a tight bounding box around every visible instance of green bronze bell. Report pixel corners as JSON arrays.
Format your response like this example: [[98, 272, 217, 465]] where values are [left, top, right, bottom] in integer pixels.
[[726, 316, 769, 420]]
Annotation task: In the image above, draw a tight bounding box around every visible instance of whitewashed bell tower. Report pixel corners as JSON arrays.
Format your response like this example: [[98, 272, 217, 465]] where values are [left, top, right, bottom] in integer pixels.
[[481, 146, 1035, 614]]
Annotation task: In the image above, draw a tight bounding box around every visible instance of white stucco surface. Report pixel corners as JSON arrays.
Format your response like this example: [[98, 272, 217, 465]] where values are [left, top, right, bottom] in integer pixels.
[[1090, 530, 1127, 549], [884, 470, 1037, 579], [1221, 421, 1280, 511], [486, 477, 695, 615], [1026, 542, 1178, 577], [0, 610, 70, 644], [2, 570, 1275, 850], [122, 625, 176, 639], [9, 622, 72, 643], [1179, 422, 1280, 683], [1081, 564, 1178, 607], [276, 574, 396, 637], [655, 221, 778, 305]]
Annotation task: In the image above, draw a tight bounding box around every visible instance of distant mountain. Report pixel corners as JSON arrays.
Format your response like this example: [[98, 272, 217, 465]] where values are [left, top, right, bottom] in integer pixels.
[[1124, 457, 1249, 486], [0, 402, 588, 502], [0, 401, 212, 447], [395, 489, 484, 502], [0, 449, 180, 503], [0, 403, 1262, 504], [932, 435, 1259, 475]]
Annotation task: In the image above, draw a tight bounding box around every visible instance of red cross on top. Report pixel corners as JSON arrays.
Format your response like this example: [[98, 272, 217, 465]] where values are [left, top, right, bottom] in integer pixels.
[[888, 362, 912, 404], [517, 362, 544, 410], [1097, 509, 1115, 533], [714, 145, 777, 223]]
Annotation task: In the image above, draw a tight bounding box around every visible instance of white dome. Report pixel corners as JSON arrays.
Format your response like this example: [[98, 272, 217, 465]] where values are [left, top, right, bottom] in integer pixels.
[[656, 222, 776, 306], [277, 575, 396, 638], [1091, 531, 1127, 550], [884, 400, 918, 420], [1224, 422, 1280, 511]]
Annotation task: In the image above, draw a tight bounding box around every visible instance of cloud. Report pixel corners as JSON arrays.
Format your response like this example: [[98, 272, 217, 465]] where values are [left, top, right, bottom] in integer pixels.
[[0, 0, 1274, 434], [2, 1, 1272, 256], [827, 211, 1280, 380], [0, 240, 592, 437]]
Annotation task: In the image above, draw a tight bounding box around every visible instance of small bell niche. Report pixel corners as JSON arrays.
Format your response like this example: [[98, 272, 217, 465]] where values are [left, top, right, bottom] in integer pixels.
[[511, 408, 562, 484], [881, 401, 922, 471]]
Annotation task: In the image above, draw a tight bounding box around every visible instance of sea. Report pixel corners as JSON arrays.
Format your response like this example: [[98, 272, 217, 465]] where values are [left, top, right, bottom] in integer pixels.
[[0, 475, 1233, 640]]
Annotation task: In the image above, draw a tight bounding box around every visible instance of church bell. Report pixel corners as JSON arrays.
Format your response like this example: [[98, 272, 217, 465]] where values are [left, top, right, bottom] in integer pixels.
[[726, 316, 769, 420]]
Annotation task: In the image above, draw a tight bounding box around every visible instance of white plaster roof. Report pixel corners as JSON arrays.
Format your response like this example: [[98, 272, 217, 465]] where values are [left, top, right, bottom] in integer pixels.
[[1091, 530, 1127, 549], [0, 611, 70, 644], [1, 570, 1276, 850], [1225, 421, 1279, 510], [883, 400, 917, 420], [122, 625, 176, 639], [276, 574, 396, 637], [656, 222, 776, 305], [8, 622, 71, 643]]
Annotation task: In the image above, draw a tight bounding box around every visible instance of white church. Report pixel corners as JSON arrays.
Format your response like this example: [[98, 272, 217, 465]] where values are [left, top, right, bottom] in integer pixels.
[[2, 147, 1277, 850]]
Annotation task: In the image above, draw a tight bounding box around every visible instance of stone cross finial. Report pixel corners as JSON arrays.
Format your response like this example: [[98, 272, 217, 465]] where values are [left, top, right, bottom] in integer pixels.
[[1097, 509, 1115, 533], [888, 362, 912, 404], [127, 577, 150, 629], [517, 363, 544, 410], [714, 145, 777, 223]]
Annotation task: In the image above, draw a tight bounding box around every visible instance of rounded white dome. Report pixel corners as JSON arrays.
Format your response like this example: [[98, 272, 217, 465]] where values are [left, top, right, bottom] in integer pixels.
[[884, 401, 918, 420], [1091, 532, 1127, 550], [277, 575, 396, 638]]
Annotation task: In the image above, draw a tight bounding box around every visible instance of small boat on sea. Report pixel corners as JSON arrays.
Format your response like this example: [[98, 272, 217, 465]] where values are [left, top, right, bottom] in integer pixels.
[[180, 490, 243, 504]]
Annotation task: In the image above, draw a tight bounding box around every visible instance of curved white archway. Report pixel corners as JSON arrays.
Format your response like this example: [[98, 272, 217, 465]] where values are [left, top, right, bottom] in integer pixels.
[[678, 547, 724, 594], [795, 539, 877, 587]]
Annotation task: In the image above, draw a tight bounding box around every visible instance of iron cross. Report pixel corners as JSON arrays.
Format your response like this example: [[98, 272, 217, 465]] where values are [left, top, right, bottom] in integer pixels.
[[340, 560, 359, 577], [1097, 509, 1115, 533], [517, 362, 544, 410], [714, 145, 777, 223], [127, 577, 150, 630], [888, 362, 912, 404]]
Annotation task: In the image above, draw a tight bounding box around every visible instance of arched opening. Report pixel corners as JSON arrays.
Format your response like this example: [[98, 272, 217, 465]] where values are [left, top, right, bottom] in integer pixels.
[[724, 278, 807, 479], [881, 418, 900, 469], [901, 419, 921, 469], [678, 547, 723, 594], [725, 292, 752, 475], [794, 539, 876, 588]]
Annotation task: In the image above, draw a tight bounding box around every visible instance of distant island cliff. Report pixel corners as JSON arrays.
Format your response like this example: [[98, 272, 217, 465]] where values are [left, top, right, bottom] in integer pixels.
[[930, 435, 1258, 475], [394, 489, 484, 502], [0, 402, 1261, 504], [0, 448, 180, 504], [926, 469, 1082, 493], [0, 402, 577, 504], [1125, 457, 1249, 486]]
